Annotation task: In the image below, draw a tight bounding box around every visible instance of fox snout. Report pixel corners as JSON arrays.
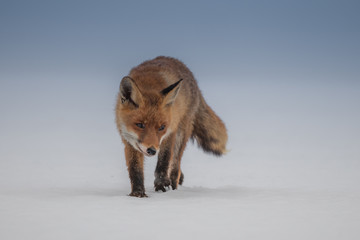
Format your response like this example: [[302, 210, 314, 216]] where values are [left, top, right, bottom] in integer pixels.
[[137, 142, 158, 157], [146, 147, 156, 156]]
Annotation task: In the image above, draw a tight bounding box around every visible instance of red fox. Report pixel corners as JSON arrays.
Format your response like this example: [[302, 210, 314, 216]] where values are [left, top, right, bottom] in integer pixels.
[[115, 56, 227, 197]]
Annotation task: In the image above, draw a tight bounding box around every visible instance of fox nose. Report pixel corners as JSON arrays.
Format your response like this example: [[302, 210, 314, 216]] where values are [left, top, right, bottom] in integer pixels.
[[146, 147, 156, 156]]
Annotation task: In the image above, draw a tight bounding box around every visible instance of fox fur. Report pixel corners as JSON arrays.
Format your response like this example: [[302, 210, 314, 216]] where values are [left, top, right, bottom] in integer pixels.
[[115, 56, 227, 197]]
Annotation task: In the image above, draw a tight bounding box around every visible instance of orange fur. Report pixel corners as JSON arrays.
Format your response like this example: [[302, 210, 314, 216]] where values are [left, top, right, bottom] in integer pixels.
[[115, 56, 227, 197]]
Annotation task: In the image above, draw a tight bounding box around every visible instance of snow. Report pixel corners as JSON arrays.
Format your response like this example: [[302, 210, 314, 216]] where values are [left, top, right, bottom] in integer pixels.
[[1, 79, 360, 240]]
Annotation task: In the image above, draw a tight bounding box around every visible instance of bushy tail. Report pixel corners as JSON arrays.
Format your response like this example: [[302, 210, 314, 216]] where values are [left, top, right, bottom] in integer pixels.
[[192, 97, 228, 156]]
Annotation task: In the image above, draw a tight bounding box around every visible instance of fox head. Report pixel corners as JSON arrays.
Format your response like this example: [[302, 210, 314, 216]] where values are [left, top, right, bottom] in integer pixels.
[[116, 76, 182, 156]]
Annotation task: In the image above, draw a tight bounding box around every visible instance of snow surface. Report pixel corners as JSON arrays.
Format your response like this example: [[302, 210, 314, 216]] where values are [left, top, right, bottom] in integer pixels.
[[1, 79, 360, 240]]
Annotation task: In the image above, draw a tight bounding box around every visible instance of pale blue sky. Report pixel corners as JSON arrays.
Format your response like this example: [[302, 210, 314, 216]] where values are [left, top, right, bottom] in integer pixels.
[[1, 0, 359, 81], [0, 0, 359, 163]]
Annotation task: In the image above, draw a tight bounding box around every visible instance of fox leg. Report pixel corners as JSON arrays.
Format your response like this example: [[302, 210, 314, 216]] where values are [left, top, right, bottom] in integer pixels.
[[169, 131, 189, 190], [170, 167, 183, 190], [154, 133, 174, 192], [124, 142, 147, 197], [179, 171, 184, 185]]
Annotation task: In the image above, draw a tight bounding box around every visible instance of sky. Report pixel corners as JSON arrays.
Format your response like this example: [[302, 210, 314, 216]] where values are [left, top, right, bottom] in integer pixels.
[[0, 0, 359, 166], [0, 0, 359, 79]]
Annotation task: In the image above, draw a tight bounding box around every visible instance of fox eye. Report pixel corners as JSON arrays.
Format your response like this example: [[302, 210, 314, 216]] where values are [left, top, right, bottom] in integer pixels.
[[158, 125, 166, 131], [135, 123, 145, 129]]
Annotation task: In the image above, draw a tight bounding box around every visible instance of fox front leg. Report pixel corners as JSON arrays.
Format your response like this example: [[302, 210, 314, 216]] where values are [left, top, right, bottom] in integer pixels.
[[154, 134, 174, 192], [124, 143, 147, 197]]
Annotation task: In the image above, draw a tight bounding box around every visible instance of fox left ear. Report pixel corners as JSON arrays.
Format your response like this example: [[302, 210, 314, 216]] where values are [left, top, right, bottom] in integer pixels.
[[120, 76, 144, 108], [161, 79, 183, 106]]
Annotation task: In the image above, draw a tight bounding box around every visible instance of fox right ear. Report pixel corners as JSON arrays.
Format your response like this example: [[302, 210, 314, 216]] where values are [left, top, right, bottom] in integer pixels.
[[161, 79, 183, 106], [120, 76, 143, 108]]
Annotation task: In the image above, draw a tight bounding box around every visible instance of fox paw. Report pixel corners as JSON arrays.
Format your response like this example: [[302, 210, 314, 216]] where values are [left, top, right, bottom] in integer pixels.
[[154, 176, 171, 192], [129, 190, 148, 198]]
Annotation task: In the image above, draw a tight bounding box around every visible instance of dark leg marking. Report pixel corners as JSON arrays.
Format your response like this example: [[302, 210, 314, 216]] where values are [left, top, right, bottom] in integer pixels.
[[154, 137, 173, 192], [170, 131, 188, 190], [179, 171, 184, 185], [125, 144, 147, 198], [170, 168, 180, 190], [128, 168, 147, 198]]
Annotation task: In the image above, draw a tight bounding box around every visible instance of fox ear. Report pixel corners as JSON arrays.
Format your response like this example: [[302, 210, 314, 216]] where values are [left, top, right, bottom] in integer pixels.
[[161, 79, 183, 106], [120, 76, 143, 108]]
